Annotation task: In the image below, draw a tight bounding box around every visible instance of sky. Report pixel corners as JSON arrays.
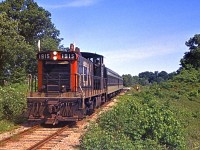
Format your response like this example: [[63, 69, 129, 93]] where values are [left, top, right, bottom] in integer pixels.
[[35, 0, 200, 76]]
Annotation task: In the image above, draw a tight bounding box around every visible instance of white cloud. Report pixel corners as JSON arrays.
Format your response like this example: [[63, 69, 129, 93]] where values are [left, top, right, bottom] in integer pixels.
[[103, 44, 182, 63], [67, 0, 97, 7], [43, 0, 99, 9], [101, 42, 185, 75]]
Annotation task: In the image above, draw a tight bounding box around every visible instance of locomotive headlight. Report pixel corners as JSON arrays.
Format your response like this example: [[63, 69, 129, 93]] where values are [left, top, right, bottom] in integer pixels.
[[53, 51, 57, 55], [53, 56, 57, 60]]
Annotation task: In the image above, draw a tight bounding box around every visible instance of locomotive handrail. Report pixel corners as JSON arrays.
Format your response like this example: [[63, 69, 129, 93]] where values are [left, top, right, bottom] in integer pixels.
[[77, 73, 86, 109], [28, 74, 32, 91], [28, 72, 108, 97], [77, 73, 85, 98]]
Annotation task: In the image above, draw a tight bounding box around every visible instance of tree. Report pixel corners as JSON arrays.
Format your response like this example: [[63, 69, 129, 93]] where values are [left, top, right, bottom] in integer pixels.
[[180, 34, 200, 69], [168, 72, 176, 79], [0, 0, 62, 46], [0, 0, 63, 79], [138, 78, 149, 86], [139, 71, 170, 84], [158, 71, 168, 80], [0, 12, 33, 83], [139, 71, 156, 83], [132, 76, 139, 85], [40, 36, 61, 51], [122, 74, 133, 87]]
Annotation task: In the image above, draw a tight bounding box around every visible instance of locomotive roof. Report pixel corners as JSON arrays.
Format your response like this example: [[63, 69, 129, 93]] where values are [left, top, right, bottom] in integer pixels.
[[81, 52, 104, 58]]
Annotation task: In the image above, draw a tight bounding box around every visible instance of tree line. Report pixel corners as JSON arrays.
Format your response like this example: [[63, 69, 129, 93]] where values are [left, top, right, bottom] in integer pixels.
[[122, 71, 176, 86], [123, 34, 200, 87]]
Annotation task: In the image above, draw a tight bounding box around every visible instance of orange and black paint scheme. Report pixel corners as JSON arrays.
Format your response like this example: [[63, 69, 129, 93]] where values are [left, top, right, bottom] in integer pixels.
[[27, 44, 123, 125]]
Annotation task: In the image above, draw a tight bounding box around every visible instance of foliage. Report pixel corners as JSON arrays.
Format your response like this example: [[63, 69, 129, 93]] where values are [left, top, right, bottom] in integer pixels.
[[0, 84, 27, 121], [174, 67, 200, 83], [180, 34, 200, 69], [122, 74, 133, 86], [80, 124, 135, 150], [143, 67, 200, 149], [40, 35, 61, 51], [0, 0, 62, 83], [0, 12, 33, 83], [81, 65, 200, 149], [139, 71, 169, 84], [80, 93, 185, 149], [0, 120, 18, 133], [0, 0, 61, 45], [123, 71, 172, 87]]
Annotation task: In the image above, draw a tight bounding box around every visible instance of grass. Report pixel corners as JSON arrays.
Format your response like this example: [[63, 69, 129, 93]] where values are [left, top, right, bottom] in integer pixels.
[[0, 120, 19, 134], [145, 80, 200, 149]]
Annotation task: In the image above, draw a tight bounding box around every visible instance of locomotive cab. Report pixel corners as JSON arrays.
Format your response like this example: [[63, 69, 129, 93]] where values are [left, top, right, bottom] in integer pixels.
[[81, 52, 105, 90]]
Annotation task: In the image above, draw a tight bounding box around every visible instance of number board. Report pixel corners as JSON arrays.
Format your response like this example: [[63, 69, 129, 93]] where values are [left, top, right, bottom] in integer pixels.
[[61, 52, 76, 60], [37, 53, 51, 60]]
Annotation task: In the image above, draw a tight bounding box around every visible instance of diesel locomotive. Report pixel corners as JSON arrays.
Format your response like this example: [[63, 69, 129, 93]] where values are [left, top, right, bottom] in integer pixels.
[[27, 44, 123, 124]]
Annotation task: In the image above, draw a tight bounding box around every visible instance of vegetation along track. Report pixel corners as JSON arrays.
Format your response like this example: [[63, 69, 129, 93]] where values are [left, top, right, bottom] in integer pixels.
[[0, 122, 75, 150], [0, 90, 128, 150]]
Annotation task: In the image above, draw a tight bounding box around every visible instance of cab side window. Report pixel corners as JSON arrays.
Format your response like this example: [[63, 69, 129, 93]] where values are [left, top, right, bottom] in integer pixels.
[[83, 66, 87, 81]]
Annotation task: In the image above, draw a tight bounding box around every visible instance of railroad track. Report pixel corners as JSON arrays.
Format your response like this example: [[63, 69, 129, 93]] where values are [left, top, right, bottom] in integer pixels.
[[0, 122, 75, 150], [0, 101, 112, 150], [0, 99, 114, 150]]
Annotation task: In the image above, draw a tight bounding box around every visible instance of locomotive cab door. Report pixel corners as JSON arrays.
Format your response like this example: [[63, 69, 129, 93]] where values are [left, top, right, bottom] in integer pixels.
[[82, 61, 90, 87], [93, 57, 104, 90], [78, 56, 92, 88]]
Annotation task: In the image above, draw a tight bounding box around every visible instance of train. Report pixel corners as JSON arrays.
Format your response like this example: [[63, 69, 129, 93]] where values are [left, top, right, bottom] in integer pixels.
[[27, 44, 123, 125]]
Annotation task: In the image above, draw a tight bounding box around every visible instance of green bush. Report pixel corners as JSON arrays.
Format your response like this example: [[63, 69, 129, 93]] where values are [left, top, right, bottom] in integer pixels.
[[80, 124, 135, 150], [81, 94, 186, 149], [81, 67, 200, 149], [0, 84, 27, 120]]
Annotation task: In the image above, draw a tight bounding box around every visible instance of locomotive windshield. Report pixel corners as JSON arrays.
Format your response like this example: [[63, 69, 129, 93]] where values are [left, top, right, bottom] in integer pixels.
[[44, 61, 70, 73], [42, 60, 71, 92]]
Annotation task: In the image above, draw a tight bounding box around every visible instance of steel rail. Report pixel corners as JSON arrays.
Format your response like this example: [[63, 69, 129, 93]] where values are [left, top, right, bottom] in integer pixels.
[[0, 125, 40, 145], [27, 125, 69, 150]]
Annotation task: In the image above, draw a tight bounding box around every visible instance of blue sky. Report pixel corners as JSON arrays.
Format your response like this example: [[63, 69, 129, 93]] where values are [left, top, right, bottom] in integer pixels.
[[35, 0, 200, 75]]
